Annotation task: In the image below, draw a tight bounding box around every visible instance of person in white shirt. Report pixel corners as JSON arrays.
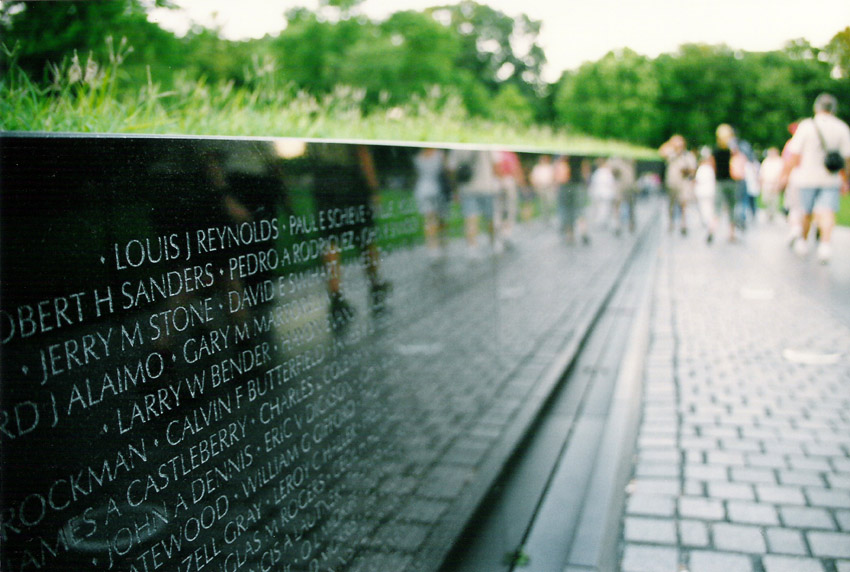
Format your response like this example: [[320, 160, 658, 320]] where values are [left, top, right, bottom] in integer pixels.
[[694, 147, 717, 243], [782, 93, 850, 263], [759, 147, 784, 222]]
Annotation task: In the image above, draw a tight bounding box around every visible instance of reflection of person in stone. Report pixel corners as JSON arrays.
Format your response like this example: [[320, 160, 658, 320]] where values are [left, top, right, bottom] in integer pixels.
[[448, 149, 502, 257], [496, 150, 526, 247], [555, 156, 590, 244], [780, 93, 850, 264], [413, 148, 448, 260], [530, 155, 557, 225], [310, 144, 390, 326]]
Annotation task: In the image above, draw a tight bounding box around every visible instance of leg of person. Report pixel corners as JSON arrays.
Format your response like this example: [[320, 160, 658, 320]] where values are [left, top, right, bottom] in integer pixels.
[[462, 193, 481, 251], [424, 211, 440, 255], [668, 189, 677, 232], [813, 188, 840, 263], [796, 187, 818, 256], [721, 182, 737, 241]]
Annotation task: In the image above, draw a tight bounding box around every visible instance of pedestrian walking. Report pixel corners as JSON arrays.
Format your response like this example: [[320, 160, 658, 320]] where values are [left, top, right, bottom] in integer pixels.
[[781, 93, 850, 263], [711, 124, 739, 242], [694, 146, 717, 243], [759, 147, 784, 222], [659, 134, 696, 235]]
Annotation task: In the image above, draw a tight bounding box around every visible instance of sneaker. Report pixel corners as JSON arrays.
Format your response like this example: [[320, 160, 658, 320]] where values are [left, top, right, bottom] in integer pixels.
[[794, 238, 809, 257], [817, 242, 831, 264]]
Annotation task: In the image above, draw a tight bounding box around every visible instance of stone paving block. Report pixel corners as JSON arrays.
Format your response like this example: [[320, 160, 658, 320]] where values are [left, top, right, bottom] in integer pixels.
[[624, 517, 678, 545], [633, 478, 681, 496], [370, 522, 430, 552], [684, 481, 706, 496], [627, 494, 676, 517], [780, 506, 836, 530], [788, 455, 833, 472], [679, 496, 725, 520], [832, 457, 850, 472], [740, 427, 779, 441], [727, 501, 780, 526], [761, 555, 825, 572], [708, 481, 756, 501], [721, 438, 763, 453], [688, 550, 753, 572], [805, 487, 850, 509], [778, 470, 826, 487], [680, 520, 710, 547], [681, 436, 721, 451], [836, 510, 850, 531], [708, 451, 747, 466], [731, 467, 777, 485], [807, 531, 850, 558], [756, 485, 806, 506], [828, 474, 850, 490], [641, 420, 679, 434], [803, 441, 846, 457], [764, 441, 804, 455], [397, 498, 449, 524], [702, 425, 740, 439], [416, 465, 473, 499], [621, 544, 679, 572], [687, 463, 730, 482], [747, 453, 788, 469], [348, 551, 414, 572], [712, 522, 767, 554], [837, 561, 850, 572], [639, 434, 677, 448], [765, 527, 808, 556]]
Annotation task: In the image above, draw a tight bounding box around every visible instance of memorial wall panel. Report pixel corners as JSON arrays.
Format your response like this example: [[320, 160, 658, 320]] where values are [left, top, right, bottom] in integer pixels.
[[0, 134, 653, 572]]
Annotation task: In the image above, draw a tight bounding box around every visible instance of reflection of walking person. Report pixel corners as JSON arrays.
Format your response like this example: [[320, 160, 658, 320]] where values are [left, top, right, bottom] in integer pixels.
[[413, 148, 448, 260], [781, 93, 850, 264], [448, 149, 502, 257], [555, 156, 589, 244], [530, 155, 557, 225], [310, 144, 391, 328]]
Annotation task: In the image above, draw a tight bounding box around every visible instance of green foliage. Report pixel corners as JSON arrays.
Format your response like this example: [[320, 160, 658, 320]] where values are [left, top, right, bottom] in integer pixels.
[[2, 0, 848, 165], [428, 1, 546, 118], [556, 49, 661, 146], [552, 39, 849, 150], [826, 27, 850, 78], [0, 0, 183, 86], [491, 83, 535, 125], [0, 43, 654, 158]]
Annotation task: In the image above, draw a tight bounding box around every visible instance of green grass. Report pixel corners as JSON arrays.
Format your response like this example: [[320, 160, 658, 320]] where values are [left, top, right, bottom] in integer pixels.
[[0, 44, 657, 159]]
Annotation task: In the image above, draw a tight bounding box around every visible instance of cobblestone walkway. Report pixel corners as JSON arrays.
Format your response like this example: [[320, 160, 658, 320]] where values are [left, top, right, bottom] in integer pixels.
[[620, 224, 850, 572]]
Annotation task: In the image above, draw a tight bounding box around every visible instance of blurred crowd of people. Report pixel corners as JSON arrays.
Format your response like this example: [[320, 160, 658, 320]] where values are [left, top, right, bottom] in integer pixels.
[[658, 92, 850, 264], [412, 147, 649, 260]]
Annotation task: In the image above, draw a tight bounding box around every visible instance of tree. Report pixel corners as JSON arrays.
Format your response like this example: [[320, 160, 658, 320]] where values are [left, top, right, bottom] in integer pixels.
[[825, 27, 850, 79], [1, 0, 182, 87], [555, 49, 662, 146], [428, 1, 546, 116]]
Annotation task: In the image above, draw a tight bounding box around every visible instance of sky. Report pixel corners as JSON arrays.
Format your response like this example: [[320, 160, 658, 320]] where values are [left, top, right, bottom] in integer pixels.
[[148, 0, 850, 82]]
